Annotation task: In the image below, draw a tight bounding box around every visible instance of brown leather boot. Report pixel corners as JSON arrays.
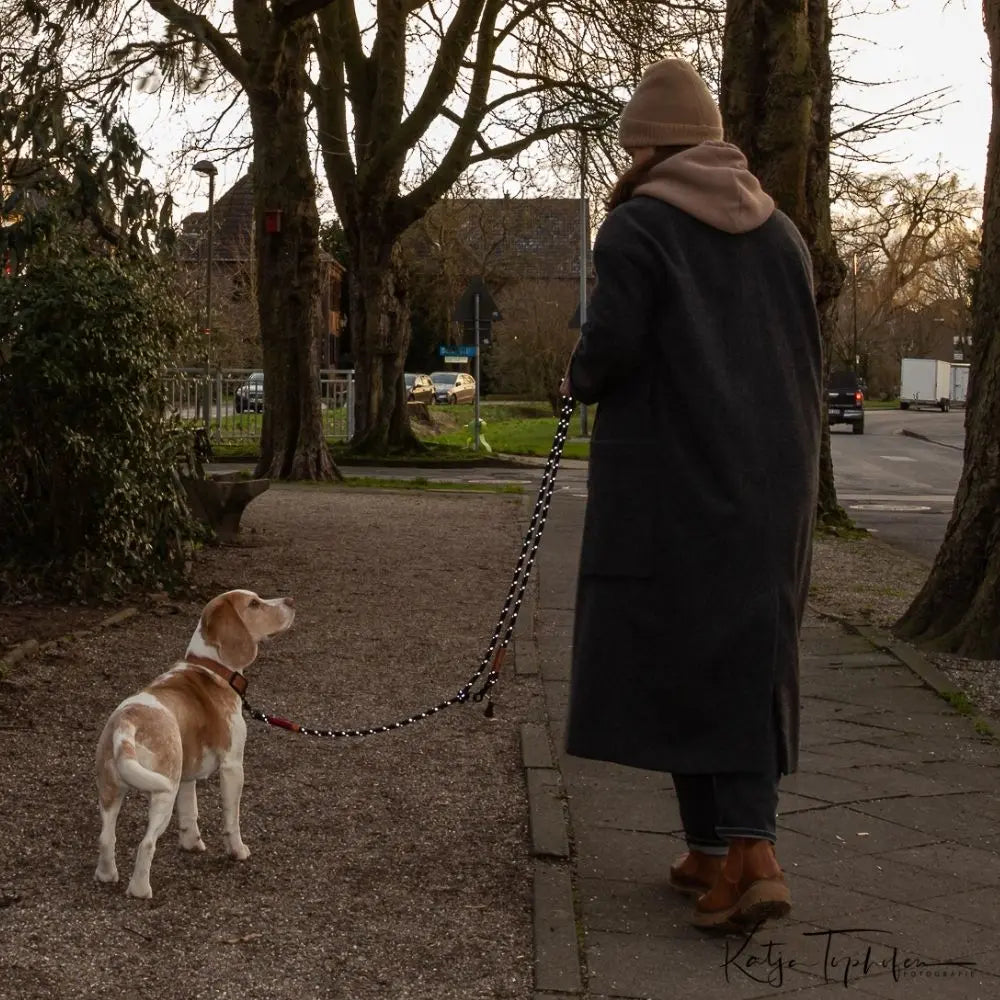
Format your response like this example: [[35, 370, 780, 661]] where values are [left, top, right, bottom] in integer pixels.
[[668, 850, 726, 897], [692, 838, 790, 931]]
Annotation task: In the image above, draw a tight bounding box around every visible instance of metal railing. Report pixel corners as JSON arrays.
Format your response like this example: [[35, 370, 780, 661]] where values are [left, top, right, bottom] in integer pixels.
[[163, 367, 356, 443]]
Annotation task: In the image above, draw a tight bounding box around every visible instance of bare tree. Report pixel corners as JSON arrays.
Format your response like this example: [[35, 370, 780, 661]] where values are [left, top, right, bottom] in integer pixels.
[[310, 0, 671, 452], [895, 0, 1000, 657], [831, 169, 980, 386]]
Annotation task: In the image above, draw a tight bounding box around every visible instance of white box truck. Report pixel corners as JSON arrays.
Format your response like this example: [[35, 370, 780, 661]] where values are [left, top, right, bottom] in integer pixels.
[[899, 358, 952, 411], [950, 362, 971, 406]]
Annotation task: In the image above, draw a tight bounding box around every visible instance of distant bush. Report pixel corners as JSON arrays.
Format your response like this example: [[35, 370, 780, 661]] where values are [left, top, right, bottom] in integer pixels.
[[0, 231, 205, 599]]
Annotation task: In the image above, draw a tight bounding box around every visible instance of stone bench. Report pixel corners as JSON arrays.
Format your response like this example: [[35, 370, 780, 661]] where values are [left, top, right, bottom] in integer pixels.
[[180, 471, 270, 543]]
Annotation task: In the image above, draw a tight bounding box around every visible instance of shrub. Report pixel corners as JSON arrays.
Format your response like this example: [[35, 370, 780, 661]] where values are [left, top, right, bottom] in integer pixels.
[[0, 231, 205, 599]]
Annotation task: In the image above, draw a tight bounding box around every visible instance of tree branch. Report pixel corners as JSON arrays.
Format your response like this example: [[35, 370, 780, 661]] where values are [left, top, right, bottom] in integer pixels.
[[363, 0, 486, 181], [145, 0, 251, 87]]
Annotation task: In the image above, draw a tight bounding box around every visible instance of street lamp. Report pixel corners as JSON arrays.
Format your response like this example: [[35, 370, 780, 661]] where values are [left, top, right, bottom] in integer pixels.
[[852, 252, 859, 372], [193, 159, 217, 425]]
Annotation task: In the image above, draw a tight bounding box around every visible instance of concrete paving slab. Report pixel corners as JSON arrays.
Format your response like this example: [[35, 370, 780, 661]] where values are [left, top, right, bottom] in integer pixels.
[[573, 826, 683, 883], [522, 722, 554, 769], [801, 634, 877, 655], [878, 841, 1000, 886], [921, 885, 1000, 929], [565, 784, 681, 834], [779, 803, 942, 855], [811, 741, 944, 767], [791, 852, 968, 903], [820, 764, 957, 798], [542, 678, 569, 721], [585, 927, 823, 998], [849, 795, 1000, 852], [779, 769, 881, 804], [781, 873, 888, 925], [775, 827, 856, 866], [836, 900, 988, 964], [558, 754, 673, 792], [777, 790, 832, 815], [802, 651, 908, 669], [851, 969, 998, 1000], [895, 759, 1000, 791], [576, 876, 696, 936]]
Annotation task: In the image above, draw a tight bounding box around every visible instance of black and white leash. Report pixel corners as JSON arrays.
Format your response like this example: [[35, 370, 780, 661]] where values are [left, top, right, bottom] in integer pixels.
[[243, 395, 576, 738]]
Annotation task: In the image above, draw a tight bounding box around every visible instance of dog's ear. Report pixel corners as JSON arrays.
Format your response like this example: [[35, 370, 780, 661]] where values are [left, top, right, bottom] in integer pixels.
[[201, 594, 256, 669]]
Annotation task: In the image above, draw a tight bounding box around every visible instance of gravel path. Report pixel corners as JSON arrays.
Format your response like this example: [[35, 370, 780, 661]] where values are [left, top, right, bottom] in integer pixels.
[[0, 485, 538, 1000]]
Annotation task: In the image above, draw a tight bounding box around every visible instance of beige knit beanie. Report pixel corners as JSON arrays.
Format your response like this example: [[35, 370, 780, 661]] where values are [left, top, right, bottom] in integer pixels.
[[618, 59, 723, 149]]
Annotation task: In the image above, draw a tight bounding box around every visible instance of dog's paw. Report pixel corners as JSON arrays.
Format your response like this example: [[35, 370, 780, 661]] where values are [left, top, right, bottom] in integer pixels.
[[94, 864, 119, 884], [126, 879, 153, 899], [179, 835, 207, 853], [227, 842, 251, 862]]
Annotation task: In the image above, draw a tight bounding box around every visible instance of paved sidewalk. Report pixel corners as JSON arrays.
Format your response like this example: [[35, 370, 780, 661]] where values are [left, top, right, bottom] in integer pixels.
[[522, 490, 1000, 999]]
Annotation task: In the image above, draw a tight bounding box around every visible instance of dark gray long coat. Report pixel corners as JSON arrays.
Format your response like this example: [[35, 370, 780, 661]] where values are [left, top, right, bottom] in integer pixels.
[[565, 197, 821, 777]]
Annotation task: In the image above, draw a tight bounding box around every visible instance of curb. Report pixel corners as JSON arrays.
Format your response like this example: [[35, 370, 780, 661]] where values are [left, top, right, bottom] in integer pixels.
[[0, 606, 140, 678]]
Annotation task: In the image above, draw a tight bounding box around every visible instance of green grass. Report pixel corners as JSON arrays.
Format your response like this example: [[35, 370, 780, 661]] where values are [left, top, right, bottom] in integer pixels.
[[194, 399, 590, 462], [973, 718, 995, 738], [942, 690, 976, 716], [421, 404, 590, 459]]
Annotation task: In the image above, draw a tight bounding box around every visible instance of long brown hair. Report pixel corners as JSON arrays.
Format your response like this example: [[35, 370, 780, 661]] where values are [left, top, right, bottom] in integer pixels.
[[607, 145, 691, 211]]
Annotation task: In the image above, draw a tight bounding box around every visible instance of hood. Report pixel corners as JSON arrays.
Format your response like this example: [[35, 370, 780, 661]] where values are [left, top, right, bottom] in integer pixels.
[[631, 141, 775, 234]]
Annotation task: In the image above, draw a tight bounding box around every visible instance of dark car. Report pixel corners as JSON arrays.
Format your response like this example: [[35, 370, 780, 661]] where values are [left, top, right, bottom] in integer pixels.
[[430, 370, 476, 404], [827, 370, 865, 434], [235, 372, 264, 413], [405, 372, 435, 404]]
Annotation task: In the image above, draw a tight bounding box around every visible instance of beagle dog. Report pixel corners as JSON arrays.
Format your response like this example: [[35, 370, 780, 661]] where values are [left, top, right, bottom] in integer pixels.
[[94, 589, 295, 898]]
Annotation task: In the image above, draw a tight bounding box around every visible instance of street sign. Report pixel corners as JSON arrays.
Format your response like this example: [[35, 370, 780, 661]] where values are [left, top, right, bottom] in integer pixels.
[[439, 344, 477, 357], [453, 276, 501, 323], [442, 356, 467, 365]]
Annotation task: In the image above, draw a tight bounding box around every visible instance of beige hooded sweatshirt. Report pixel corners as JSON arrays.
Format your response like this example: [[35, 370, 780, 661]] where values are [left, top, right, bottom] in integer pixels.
[[631, 140, 775, 235]]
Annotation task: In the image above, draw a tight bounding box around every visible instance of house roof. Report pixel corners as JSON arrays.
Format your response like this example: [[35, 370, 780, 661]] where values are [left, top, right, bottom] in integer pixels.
[[179, 173, 255, 263], [405, 197, 591, 282], [178, 172, 344, 273]]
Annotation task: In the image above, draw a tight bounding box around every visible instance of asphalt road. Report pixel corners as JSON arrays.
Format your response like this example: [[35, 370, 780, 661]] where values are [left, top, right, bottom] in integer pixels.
[[830, 407, 964, 564], [208, 407, 967, 567]]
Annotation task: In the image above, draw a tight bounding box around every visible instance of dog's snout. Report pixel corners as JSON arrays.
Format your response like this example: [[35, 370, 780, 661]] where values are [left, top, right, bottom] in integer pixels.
[[283, 597, 295, 608]]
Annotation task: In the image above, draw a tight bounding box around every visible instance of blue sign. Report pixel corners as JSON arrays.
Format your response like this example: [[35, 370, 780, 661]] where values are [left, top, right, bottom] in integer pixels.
[[439, 344, 477, 357]]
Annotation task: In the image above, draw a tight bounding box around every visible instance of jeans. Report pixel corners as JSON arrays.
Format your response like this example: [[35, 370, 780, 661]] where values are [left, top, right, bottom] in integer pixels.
[[672, 771, 779, 855]]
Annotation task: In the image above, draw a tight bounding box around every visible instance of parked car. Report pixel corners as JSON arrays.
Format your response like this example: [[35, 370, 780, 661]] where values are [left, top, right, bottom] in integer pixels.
[[430, 370, 476, 404], [235, 372, 264, 413], [405, 372, 435, 404], [827, 370, 865, 434]]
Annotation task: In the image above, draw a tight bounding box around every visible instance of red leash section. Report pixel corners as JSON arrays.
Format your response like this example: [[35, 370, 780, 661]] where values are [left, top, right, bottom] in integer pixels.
[[242, 397, 574, 740]]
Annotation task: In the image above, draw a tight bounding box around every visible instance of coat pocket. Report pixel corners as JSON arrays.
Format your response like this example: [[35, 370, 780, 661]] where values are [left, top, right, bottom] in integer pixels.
[[579, 443, 655, 578]]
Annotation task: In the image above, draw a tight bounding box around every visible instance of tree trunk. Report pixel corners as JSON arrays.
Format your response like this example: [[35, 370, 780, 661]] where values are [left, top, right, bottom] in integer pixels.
[[246, 26, 340, 481], [895, 1, 1000, 656], [348, 239, 422, 454], [721, 0, 848, 527]]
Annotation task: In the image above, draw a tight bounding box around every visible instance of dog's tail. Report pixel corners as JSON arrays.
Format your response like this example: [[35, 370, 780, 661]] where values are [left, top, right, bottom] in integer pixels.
[[113, 731, 174, 795]]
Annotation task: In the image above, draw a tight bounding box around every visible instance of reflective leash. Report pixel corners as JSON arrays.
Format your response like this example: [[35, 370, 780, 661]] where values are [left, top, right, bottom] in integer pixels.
[[243, 396, 576, 738]]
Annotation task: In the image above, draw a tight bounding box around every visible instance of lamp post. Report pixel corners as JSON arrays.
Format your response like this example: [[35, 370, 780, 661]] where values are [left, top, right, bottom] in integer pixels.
[[578, 132, 589, 437], [852, 252, 859, 372], [193, 159, 217, 425]]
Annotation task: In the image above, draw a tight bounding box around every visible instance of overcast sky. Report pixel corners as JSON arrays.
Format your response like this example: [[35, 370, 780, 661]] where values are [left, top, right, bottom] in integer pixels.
[[160, 1, 993, 221]]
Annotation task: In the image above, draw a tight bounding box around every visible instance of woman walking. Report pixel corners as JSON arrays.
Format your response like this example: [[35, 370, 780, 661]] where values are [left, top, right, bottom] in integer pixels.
[[563, 58, 822, 932]]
